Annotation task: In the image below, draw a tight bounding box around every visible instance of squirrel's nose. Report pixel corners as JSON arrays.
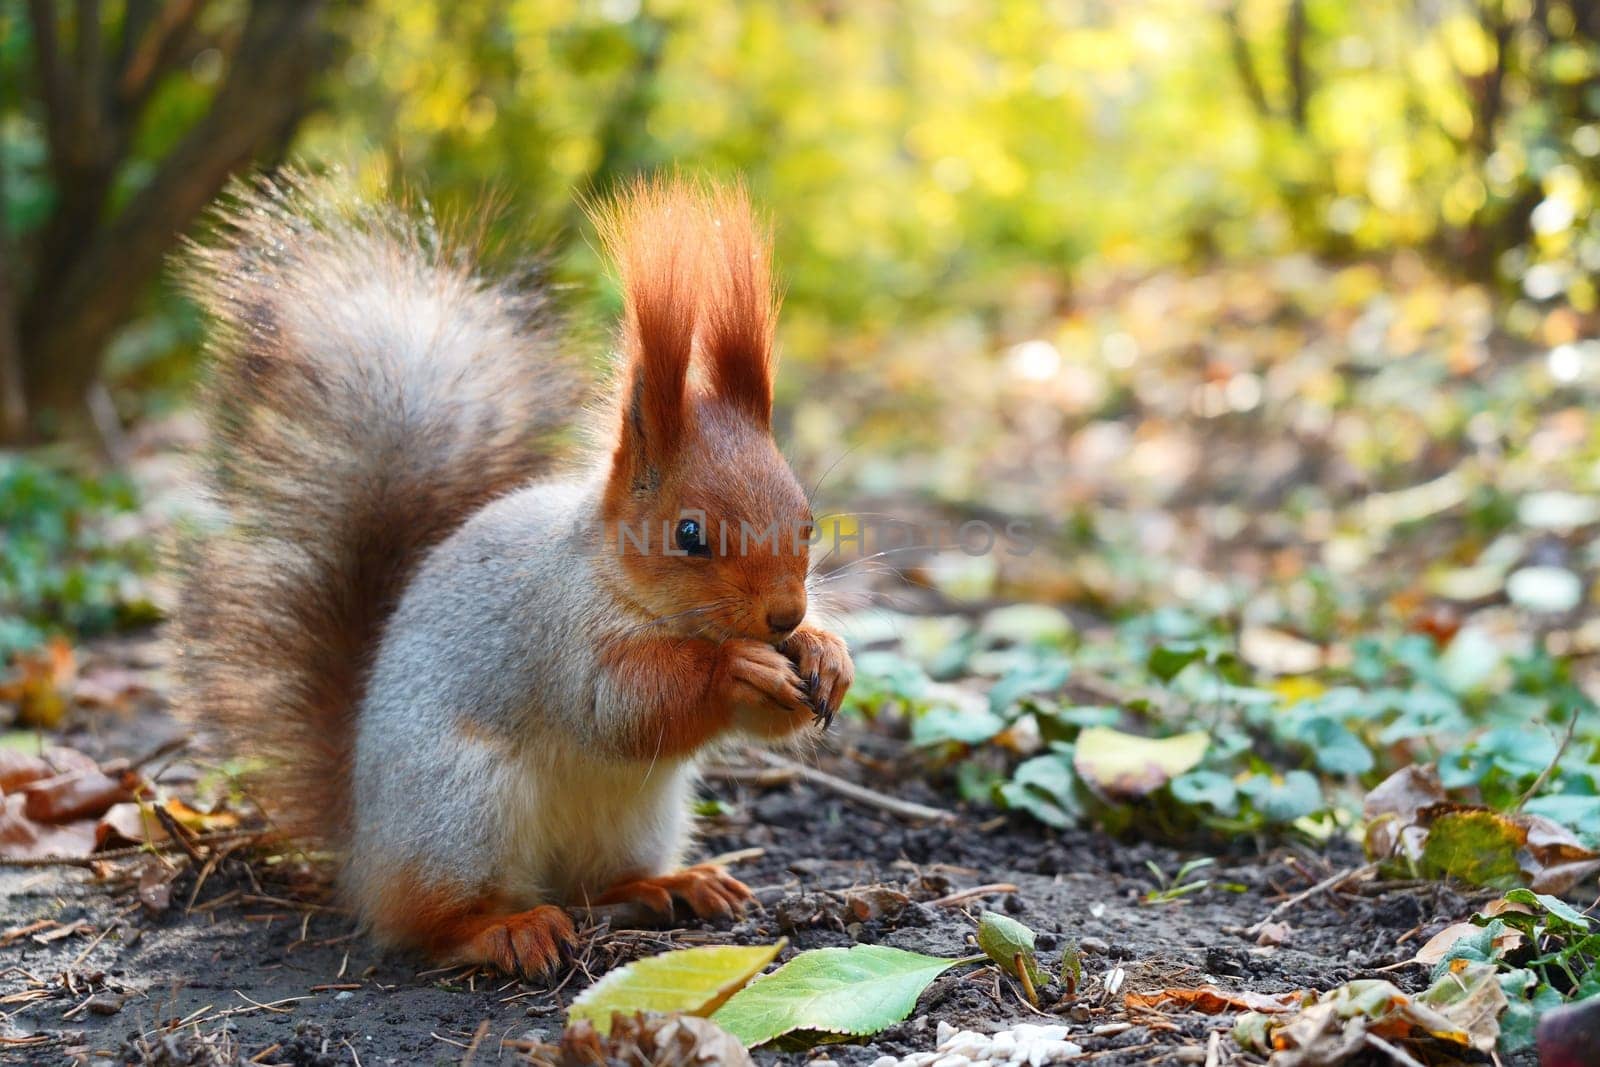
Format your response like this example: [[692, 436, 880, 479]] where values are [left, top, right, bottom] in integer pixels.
[[766, 607, 804, 637]]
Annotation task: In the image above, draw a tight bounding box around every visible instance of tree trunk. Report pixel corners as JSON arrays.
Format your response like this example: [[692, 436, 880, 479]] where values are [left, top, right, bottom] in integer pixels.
[[8, 0, 335, 442]]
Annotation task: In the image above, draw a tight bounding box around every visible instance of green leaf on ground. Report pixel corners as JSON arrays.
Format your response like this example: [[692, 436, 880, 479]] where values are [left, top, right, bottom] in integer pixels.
[[568, 941, 785, 1035], [711, 945, 976, 1048], [1148, 642, 1206, 682], [912, 699, 1008, 746], [1239, 770, 1324, 823], [988, 658, 1071, 713], [1170, 770, 1240, 815], [1074, 726, 1208, 799], [1420, 810, 1526, 889], [976, 911, 1046, 1004], [998, 752, 1080, 827]]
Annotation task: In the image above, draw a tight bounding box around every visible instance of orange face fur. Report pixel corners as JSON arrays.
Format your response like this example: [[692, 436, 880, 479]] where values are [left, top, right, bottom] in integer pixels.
[[593, 179, 812, 644]]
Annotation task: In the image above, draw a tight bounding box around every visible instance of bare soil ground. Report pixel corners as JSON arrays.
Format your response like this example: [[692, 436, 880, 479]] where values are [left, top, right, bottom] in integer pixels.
[[0, 661, 1532, 1067]]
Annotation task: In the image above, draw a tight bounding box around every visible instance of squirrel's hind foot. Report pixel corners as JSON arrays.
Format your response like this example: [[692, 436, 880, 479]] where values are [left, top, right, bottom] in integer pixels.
[[595, 863, 752, 922]]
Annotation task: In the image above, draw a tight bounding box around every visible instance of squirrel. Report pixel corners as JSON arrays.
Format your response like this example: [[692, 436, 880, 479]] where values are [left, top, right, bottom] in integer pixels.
[[175, 173, 855, 977]]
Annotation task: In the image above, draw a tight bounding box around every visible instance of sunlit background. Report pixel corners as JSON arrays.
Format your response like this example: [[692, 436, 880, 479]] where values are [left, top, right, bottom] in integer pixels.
[[3, 0, 1599, 649]]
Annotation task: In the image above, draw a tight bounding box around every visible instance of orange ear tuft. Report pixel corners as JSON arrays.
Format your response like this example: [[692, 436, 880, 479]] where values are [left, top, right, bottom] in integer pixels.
[[590, 177, 706, 471], [701, 183, 777, 425]]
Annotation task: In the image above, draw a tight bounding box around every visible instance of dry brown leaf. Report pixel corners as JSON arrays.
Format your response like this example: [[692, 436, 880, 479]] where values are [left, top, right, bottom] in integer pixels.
[[0, 794, 99, 860], [1363, 765, 1445, 863], [71, 667, 150, 711], [94, 797, 238, 850], [1413, 922, 1524, 966], [843, 886, 911, 922], [1361, 767, 1599, 892], [0, 750, 54, 793], [137, 859, 175, 917], [162, 797, 240, 834], [1255, 921, 1292, 946], [21, 769, 137, 823], [96, 802, 168, 848], [1125, 985, 1304, 1015], [0, 639, 77, 729], [1239, 626, 1324, 675], [1521, 814, 1600, 894], [1242, 965, 1505, 1066]]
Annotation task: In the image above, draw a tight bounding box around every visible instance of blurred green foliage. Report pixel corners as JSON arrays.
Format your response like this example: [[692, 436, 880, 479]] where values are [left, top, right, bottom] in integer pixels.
[[4, 0, 1598, 395], [0, 457, 157, 657]]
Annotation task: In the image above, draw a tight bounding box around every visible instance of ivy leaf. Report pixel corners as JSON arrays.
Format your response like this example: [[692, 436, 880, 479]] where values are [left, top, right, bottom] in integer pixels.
[[912, 697, 1007, 746], [999, 752, 1080, 828], [1298, 718, 1375, 775], [1148, 642, 1206, 682], [1239, 771, 1324, 824], [569, 941, 785, 1035], [1170, 770, 1240, 816], [988, 658, 1071, 714], [1500, 888, 1591, 932], [976, 911, 1046, 1005], [844, 652, 930, 712], [711, 945, 975, 1048]]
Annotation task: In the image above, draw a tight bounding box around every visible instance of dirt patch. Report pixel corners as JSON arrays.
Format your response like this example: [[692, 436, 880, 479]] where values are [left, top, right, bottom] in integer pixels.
[[1, 723, 1530, 1066]]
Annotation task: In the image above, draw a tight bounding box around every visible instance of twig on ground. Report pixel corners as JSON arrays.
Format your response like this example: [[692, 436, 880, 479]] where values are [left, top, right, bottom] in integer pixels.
[[127, 735, 190, 773], [0, 920, 57, 946], [928, 883, 1020, 908], [232, 990, 297, 1015], [0, 829, 263, 868], [701, 846, 765, 867], [1514, 709, 1581, 812], [460, 1019, 491, 1067], [701, 764, 800, 787], [752, 750, 958, 824], [1246, 862, 1378, 938]]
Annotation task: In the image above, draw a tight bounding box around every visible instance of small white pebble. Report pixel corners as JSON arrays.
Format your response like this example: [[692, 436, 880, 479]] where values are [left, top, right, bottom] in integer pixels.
[[946, 1039, 989, 1058], [873, 1024, 1082, 1067]]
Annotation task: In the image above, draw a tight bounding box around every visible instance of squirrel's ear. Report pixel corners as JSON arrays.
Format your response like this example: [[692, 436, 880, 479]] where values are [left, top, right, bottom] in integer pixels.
[[701, 183, 776, 428], [591, 178, 703, 484]]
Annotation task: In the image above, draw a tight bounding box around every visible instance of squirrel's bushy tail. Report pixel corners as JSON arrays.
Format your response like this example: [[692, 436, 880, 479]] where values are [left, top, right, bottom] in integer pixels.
[[176, 173, 578, 843]]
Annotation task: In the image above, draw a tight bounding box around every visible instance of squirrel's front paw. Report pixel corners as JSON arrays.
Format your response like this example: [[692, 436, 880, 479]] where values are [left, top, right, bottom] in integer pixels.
[[718, 638, 812, 735], [447, 905, 575, 980], [782, 624, 855, 728]]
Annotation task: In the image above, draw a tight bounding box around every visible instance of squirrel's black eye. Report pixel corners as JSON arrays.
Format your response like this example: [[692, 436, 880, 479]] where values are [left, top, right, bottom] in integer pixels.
[[675, 518, 710, 557]]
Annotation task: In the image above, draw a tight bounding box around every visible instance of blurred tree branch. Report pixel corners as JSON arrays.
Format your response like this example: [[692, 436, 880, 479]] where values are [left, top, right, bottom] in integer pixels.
[[571, 9, 671, 224], [1221, 1, 1312, 130], [1222, 5, 1273, 120], [1285, 0, 1307, 131], [0, 152, 23, 443], [6, 0, 347, 445]]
